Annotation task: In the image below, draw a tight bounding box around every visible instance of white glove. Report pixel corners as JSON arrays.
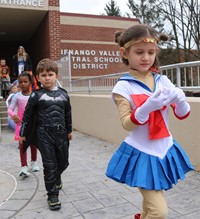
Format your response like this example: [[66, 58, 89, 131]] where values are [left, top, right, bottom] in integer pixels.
[[134, 90, 168, 124], [162, 87, 185, 105], [172, 88, 190, 117], [163, 87, 190, 117]]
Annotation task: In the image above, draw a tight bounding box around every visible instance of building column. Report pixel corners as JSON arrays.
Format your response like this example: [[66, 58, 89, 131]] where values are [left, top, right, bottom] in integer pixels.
[[48, 0, 61, 60]]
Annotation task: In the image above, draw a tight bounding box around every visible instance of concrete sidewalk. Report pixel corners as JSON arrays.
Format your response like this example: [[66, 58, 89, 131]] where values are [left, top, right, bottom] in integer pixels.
[[0, 129, 200, 219]]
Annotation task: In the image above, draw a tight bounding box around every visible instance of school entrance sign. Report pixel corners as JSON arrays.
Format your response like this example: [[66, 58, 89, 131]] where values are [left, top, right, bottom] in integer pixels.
[[0, 0, 48, 10]]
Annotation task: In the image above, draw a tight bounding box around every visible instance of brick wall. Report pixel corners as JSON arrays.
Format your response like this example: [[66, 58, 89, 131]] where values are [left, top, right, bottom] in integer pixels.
[[60, 14, 138, 78], [47, 0, 61, 60], [48, 10, 61, 60], [61, 42, 128, 77], [49, 0, 59, 6], [60, 24, 130, 77], [61, 25, 124, 42]]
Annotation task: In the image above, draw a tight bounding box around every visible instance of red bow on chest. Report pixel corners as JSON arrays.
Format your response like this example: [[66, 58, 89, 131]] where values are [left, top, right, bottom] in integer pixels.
[[131, 94, 170, 140]]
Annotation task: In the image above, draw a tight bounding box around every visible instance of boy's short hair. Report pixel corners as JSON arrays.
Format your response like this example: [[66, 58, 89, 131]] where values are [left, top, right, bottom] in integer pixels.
[[36, 58, 58, 75]]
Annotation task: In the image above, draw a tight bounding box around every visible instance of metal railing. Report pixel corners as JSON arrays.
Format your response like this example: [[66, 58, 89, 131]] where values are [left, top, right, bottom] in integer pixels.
[[56, 54, 71, 89], [69, 73, 124, 94], [160, 61, 200, 91], [68, 61, 200, 94]]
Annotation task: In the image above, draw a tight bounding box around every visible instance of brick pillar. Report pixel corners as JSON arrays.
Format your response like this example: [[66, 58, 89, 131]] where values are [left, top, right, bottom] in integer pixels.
[[49, 0, 59, 6], [48, 0, 61, 60]]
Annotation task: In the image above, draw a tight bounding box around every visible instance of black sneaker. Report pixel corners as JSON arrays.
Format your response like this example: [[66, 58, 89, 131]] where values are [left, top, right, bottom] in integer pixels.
[[47, 196, 61, 210]]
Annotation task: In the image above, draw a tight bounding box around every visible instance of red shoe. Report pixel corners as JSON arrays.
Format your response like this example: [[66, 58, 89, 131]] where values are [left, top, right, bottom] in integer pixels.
[[134, 213, 141, 219]]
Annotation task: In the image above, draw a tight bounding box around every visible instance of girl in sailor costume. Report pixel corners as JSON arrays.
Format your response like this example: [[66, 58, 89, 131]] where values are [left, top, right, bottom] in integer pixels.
[[105, 24, 194, 219]]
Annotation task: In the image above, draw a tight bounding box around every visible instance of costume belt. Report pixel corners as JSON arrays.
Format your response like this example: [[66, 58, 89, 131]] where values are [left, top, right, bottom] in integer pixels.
[[40, 124, 65, 131]]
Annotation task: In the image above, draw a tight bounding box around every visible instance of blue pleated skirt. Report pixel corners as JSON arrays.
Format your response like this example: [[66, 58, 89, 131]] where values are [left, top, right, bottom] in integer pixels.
[[106, 140, 194, 191]]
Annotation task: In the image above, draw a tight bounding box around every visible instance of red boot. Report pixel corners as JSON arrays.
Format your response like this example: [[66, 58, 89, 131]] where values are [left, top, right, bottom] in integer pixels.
[[134, 213, 141, 219]]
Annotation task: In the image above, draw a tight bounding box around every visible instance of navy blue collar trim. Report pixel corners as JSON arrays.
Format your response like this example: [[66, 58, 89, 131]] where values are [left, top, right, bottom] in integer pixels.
[[118, 72, 161, 92]]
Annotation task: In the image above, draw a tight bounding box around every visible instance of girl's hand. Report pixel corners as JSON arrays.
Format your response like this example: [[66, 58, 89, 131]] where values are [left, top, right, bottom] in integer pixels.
[[19, 137, 26, 144], [12, 115, 21, 124], [140, 90, 167, 113], [171, 88, 186, 105], [162, 87, 185, 105], [133, 90, 168, 124], [68, 133, 72, 141]]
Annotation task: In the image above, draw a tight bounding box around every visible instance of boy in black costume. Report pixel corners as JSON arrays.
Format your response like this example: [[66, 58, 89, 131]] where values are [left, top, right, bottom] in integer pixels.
[[20, 58, 72, 210]]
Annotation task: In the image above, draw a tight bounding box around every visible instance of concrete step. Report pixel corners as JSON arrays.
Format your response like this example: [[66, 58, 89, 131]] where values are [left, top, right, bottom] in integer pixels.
[[1, 122, 9, 129], [0, 106, 7, 111], [1, 124, 10, 130], [0, 99, 9, 129], [0, 110, 8, 115], [0, 99, 6, 106], [0, 107, 7, 113], [0, 116, 8, 127], [1, 117, 8, 124]]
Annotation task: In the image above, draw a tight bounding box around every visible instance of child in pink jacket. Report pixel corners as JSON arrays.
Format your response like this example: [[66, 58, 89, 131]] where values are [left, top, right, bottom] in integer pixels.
[[8, 71, 39, 177]]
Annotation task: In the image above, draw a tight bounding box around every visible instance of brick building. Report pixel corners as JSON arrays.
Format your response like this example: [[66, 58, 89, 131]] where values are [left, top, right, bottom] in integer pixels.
[[0, 0, 139, 79]]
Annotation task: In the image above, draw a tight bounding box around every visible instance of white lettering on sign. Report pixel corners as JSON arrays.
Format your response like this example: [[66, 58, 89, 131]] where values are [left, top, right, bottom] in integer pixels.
[[71, 56, 91, 63], [0, 0, 43, 7], [94, 57, 121, 63], [73, 63, 108, 70], [68, 50, 96, 56], [98, 50, 120, 56], [61, 49, 122, 70]]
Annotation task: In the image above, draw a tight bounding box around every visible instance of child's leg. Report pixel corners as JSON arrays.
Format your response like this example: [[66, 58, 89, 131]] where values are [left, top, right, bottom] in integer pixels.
[[30, 145, 40, 172], [37, 131, 59, 197], [55, 174, 62, 190], [30, 145, 37, 161], [37, 129, 70, 210], [19, 143, 28, 167], [55, 131, 69, 190], [8, 117, 16, 131], [5, 90, 9, 99], [2, 90, 5, 98], [37, 134, 61, 210], [139, 188, 168, 219], [141, 198, 148, 218], [56, 132, 69, 175], [19, 143, 30, 177]]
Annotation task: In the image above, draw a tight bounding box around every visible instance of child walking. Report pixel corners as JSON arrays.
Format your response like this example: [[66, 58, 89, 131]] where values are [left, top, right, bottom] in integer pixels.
[[105, 24, 194, 219], [6, 84, 19, 131], [19, 58, 72, 211], [8, 72, 39, 176], [0, 58, 11, 99]]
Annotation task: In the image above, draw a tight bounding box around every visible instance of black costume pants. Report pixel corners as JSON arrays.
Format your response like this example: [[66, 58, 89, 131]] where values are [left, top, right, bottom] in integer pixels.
[[37, 127, 69, 197]]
